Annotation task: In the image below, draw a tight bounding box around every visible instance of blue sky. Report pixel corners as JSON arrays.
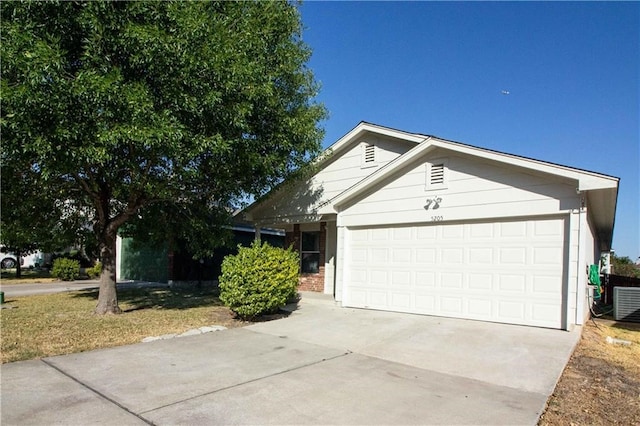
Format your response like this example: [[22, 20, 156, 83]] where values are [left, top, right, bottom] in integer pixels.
[[299, 1, 639, 259]]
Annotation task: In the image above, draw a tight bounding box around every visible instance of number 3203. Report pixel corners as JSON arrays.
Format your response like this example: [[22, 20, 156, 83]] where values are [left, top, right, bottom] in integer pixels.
[[431, 216, 443, 222]]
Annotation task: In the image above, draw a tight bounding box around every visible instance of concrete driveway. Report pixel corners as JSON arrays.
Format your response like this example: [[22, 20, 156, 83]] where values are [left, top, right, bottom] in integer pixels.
[[1, 293, 580, 425]]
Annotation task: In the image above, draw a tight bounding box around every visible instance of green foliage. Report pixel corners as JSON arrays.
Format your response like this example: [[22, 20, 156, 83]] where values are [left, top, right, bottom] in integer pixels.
[[1, 1, 325, 312], [219, 241, 299, 319], [612, 254, 640, 278], [52, 258, 80, 281], [86, 261, 102, 279]]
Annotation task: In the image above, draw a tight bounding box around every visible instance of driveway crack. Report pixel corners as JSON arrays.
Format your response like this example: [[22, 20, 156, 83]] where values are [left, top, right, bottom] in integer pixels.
[[138, 350, 352, 416], [41, 359, 153, 425]]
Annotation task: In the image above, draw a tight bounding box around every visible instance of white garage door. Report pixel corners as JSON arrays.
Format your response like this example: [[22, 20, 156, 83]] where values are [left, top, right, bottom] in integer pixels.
[[344, 217, 566, 329]]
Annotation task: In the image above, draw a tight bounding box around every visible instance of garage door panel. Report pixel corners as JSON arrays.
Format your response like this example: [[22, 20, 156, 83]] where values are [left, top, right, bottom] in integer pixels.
[[392, 227, 412, 240], [370, 271, 388, 286], [469, 248, 493, 264], [441, 297, 463, 314], [442, 248, 464, 264], [391, 271, 411, 286], [532, 304, 559, 322], [499, 247, 527, 264], [390, 292, 411, 309], [344, 217, 565, 329], [468, 298, 493, 316], [533, 276, 561, 294], [533, 247, 563, 264], [499, 275, 526, 292], [498, 301, 526, 320], [441, 273, 463, 288], [442, 224, 464, 239], [371, 248, 388, 262], [417, 227, 437, 239], [534, 219, 563, 236], [469, 275, 493, 291], [416, 249, 437, 263], [349, 289, 367, 306], [371, 229, 388, 240], [415, 294, 435, 310], [416, 272, 436, 287], [500, 221, 528, 237], [369, 291, 388, 307], [393, 248, 412, 263]]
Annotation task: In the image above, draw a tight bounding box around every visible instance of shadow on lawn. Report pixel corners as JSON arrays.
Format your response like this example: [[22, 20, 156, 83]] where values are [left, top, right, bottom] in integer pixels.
[[71, 286, 222, 312]]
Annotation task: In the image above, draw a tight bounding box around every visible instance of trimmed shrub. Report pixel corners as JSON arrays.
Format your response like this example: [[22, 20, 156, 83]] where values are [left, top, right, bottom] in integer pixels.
[[86, 261, 102, 279], [52, 258, 80, 281], [219, 240, 299, 319]]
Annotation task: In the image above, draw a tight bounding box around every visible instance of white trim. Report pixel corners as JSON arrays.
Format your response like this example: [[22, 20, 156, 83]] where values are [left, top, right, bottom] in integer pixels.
[[335, 225, 346, 303], [326, 122, 425, 159], [576, 206, 588, 326], [332, 136, 618, 209], [324, 222, 337, 295]]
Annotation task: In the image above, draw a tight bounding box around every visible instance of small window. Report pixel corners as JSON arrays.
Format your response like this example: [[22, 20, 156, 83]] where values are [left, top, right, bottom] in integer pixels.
[[301, 232, 320, 273], [361, 142, 377, 168], [426, 159, 448, 190]]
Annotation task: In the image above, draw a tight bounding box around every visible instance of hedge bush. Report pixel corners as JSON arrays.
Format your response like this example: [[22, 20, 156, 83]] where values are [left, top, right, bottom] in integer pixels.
[[86, 261, 102, 279], [52, 258, 80, 281], [219, 241, 299, 319]]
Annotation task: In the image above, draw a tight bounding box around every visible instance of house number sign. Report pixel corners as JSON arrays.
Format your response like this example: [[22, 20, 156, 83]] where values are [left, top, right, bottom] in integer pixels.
[[424, 196, 443, 221]]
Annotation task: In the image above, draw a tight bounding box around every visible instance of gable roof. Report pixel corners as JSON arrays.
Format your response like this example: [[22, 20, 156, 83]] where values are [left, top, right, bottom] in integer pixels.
[[331, 134, 619, 208], [243, 121, 619, 249], [325, 121, 426, 157], [329, 126, 618, 249], [241, 121, 424, 218]]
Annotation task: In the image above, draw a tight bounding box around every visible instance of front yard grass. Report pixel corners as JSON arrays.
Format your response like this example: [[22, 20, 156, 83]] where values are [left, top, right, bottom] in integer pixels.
[[0, 287, 246, 364], [1, 268, 58, 284]]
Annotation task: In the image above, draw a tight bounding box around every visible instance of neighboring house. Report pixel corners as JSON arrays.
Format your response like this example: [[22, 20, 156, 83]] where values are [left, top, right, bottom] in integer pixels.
[[116, 224, 284, 284], [241, 122, 619, 330]]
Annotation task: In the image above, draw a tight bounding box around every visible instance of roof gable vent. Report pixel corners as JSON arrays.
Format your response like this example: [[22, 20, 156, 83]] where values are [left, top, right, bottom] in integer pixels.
[[426, 158, 448, 190], [361, 142, 377, 168], [430, 163, 445, 185]]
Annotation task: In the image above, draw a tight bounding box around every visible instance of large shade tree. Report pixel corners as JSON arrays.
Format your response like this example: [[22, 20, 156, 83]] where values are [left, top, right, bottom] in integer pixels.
[[0, 156, 88, 277], [1, 1, 326, 313]]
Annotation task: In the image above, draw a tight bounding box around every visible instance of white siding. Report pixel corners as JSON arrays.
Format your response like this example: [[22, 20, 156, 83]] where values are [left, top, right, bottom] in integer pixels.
[[250, 136, 414, 224], [339, 152, 581, 227]]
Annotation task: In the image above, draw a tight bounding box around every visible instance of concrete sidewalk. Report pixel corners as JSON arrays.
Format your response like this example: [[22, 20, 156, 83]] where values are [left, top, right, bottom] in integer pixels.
[[1, 294, 580, 425]]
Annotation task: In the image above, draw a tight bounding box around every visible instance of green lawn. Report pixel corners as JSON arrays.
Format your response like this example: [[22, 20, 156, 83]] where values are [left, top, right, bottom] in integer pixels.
[[1, 287, 246, 363], [1, 268, 59, 284]]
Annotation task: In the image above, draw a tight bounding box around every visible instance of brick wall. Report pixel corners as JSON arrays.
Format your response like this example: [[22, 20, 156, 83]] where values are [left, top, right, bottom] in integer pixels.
[[287, 222, 326, 292]]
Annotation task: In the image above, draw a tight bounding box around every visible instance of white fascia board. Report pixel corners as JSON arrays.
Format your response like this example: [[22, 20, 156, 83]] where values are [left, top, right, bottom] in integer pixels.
[[438, 140, 619, 191], [244, 122, 426, 218], [325, 122, 425, 158], [333, 136, 434, 209], [333, 135, 619, 209]]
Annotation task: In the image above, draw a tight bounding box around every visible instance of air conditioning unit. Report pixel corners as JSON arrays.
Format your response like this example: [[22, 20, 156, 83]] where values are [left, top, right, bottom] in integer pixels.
[[613, 287, 640, 323]]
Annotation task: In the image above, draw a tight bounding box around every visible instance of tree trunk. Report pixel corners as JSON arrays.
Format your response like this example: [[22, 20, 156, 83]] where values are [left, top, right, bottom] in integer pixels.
[[94, 231, 121, 314], [15, 249, 22, 279]]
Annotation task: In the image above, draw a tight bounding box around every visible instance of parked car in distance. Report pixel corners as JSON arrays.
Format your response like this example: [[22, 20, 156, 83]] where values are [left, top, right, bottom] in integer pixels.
[[0, 250, 44, 269]]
